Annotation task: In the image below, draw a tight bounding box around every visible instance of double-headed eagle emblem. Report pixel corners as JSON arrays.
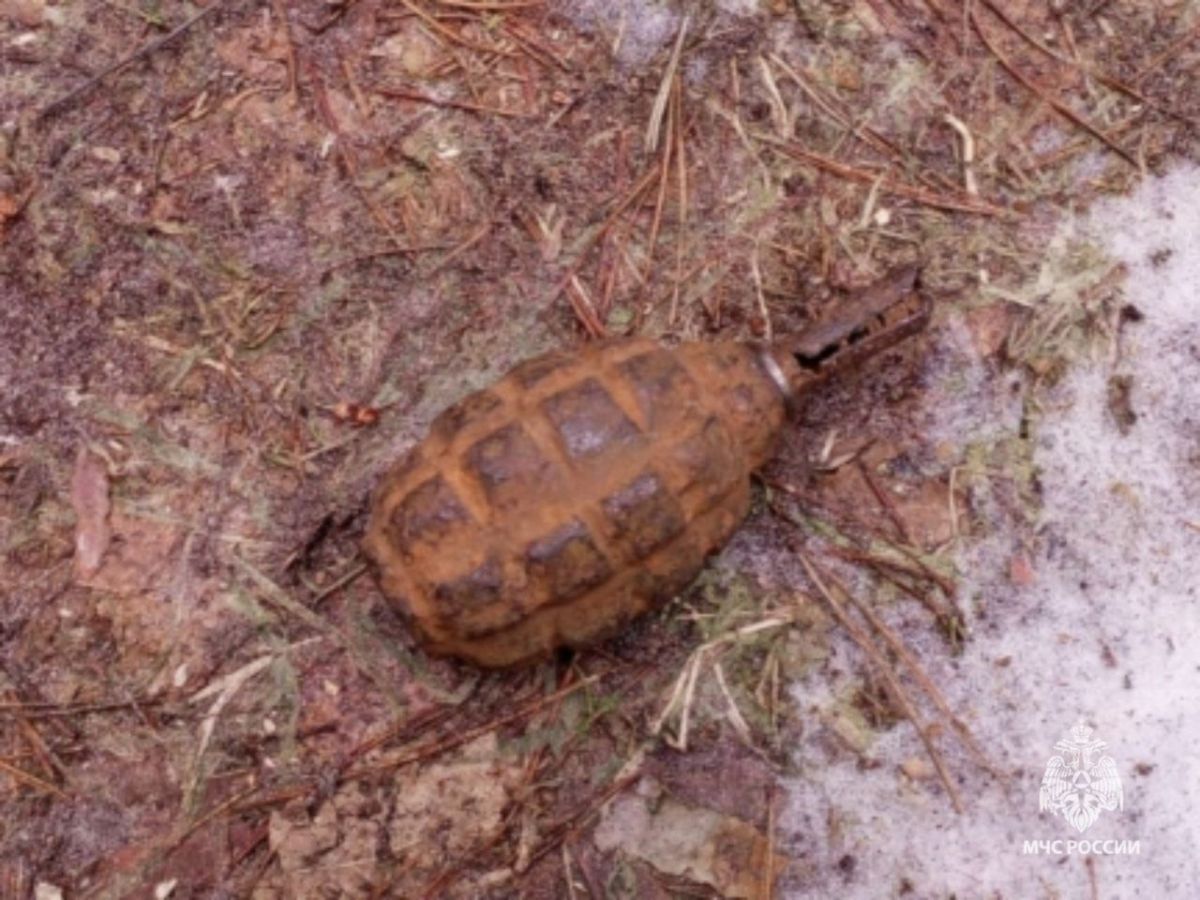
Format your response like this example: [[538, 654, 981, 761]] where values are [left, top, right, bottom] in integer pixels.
[[1039, 723, 1124, 833]]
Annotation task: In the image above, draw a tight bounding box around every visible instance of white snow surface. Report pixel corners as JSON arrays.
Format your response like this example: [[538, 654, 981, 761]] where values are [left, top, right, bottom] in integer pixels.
[[563, 0, 683, 68], [781, 166, 1200, 899]]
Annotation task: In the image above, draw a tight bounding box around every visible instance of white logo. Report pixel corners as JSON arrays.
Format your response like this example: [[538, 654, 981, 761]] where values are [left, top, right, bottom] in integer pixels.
[[1039, 723, 1123, 833]]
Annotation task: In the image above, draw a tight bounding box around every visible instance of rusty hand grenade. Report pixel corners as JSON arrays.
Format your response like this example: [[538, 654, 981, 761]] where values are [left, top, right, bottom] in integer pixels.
[[364, 268, 930, 667]]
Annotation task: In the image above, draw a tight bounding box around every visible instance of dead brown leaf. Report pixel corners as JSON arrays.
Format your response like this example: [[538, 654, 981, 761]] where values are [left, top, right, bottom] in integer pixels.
[[593, 779, 788, 899], [70, 446, 111, 579]]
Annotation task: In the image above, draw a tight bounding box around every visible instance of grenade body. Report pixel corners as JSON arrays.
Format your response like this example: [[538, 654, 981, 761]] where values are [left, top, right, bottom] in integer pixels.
[[363, 338, 799, 667]]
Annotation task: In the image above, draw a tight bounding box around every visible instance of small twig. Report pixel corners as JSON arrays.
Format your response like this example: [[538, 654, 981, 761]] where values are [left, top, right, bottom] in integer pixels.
[[970, 9, 1140, 169], [440, 0, 543, 9], [229, 676, 607, 817], [855, 459, 915, 546], [526, 765, 644, 870], [339, 674, 603, 782], [169, 781, 263, 853], [549, 164, 662, 306], [797, 554, 964, 813], [427, 220, 492, 276], [763, 787, 778, 900], [977, 0, 1199, 131], [341, 705, 461, 770], [38, 0, 230, 121], [270, 0, 299, 105], [1134, 20, 1200, 84], [375, 86, 529, 118], [641, 80, 675, 287], [670, 77, 689, 323], [0, 698, 168, 718], [0, 757, 70, 800], [835, 543, 958, 605], [312, 74, 410, 251], [822, 568, 995, 775], [756, 133, 1010, 217], [7, 701, 67, 785], [767, 52, 904, 162], [503, 21, 573, 72], [401, 0, 514, 57], [310, 561, 368, 607], [320, 242, 454, 279]]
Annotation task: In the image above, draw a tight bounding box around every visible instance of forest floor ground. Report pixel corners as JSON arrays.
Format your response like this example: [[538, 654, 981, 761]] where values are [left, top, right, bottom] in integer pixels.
[[2, 1, 1199, 897]]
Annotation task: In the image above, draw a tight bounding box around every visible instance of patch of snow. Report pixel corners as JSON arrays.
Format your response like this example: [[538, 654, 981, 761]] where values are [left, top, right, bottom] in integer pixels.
[[564, 0, 683, 68], [715, 0, 760, 14], [917, 311, 1026, 448], [781, 165, 1200, 899]]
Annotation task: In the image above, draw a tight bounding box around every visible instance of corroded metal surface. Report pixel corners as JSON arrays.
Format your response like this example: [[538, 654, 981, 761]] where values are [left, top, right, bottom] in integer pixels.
[[363, 338, 794, 667], [364, 268, 930, 667]]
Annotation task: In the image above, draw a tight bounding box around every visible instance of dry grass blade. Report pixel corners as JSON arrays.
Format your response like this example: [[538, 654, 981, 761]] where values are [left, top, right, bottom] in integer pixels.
[[642, 80, 676, 289], [652, 616, 793, 750], [645, 15, 689, 154], [712, 662, 753, 745], [767, 52, 903, 161], [566, 275, 608, 338], [750, 242, 772, 342], [562, 843, 581, 900], [757, 55, 791, 138], [943, 113, 979, 196], [185, 638, 319, 804]]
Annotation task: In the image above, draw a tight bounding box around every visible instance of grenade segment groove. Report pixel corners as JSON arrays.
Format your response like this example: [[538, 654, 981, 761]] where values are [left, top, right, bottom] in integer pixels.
[[363, 338, 797, 667]]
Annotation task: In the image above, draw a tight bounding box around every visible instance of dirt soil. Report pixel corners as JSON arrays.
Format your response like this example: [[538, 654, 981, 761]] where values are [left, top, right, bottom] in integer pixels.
[[1, 0, 1197, 898]]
